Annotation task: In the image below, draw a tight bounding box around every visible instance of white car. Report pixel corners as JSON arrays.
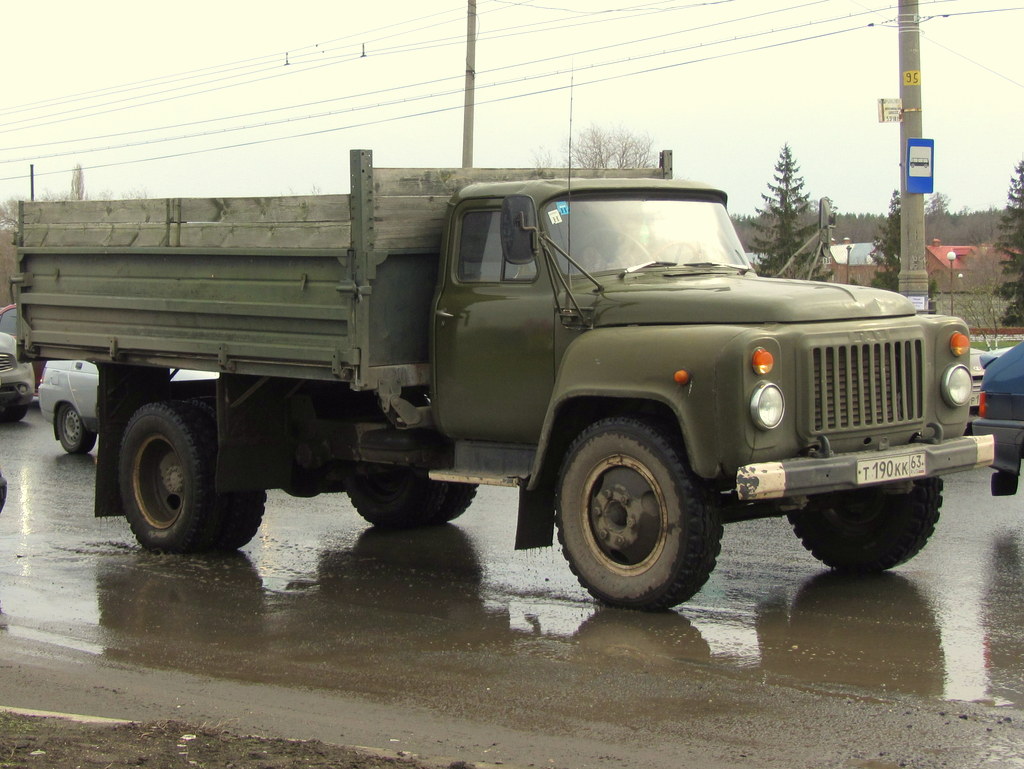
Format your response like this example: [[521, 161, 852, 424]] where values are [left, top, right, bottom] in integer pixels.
[[39, 360, 101, 453], [0, 332, 36, 423], [39, 361, 216, 454]]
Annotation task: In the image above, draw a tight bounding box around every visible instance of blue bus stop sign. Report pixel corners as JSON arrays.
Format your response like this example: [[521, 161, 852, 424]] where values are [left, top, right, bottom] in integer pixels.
[[906, 138, 935, 194]]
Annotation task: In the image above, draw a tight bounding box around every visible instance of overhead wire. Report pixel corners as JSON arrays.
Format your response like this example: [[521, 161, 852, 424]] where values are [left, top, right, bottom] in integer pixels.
[[0, 6, 884, 166], [2, 0, 1014, 183], [0, 0, 832, 133], [0, 0, 858, 146], [0, 19, 870, 183]]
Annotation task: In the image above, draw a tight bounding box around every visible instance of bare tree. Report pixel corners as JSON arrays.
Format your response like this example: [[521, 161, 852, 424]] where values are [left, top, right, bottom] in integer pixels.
[[569, 123, 655, 169], [953, 250, 1009, 345], [71, 164, 86, 200]]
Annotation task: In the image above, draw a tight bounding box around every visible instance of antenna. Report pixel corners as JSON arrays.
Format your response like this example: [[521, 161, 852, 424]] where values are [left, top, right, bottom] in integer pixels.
[[567, 68, 574, 184], [566, 68, 574, 266]]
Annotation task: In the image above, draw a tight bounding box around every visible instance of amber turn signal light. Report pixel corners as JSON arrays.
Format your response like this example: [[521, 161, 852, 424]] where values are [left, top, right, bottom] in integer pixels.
[[751, 348, 774, 375], [950, 332, 970, 356], [673, 369, 691, 385]]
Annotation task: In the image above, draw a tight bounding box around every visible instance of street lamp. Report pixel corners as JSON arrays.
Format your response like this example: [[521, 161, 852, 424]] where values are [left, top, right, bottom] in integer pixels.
[[845, 239, 852, 284], [947, 251, 956, 315]]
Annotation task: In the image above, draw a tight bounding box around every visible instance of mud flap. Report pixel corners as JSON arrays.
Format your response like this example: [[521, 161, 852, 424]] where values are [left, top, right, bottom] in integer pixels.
[[95, 365, 174, 517], [515, 483, 555, 549]]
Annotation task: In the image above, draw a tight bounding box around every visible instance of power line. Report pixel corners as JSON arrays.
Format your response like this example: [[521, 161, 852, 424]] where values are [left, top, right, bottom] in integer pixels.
[[0, 8, 883, 166], [0, 0, 852, 142], [0, 20, 867, 184], [0, 0, 832, 134]]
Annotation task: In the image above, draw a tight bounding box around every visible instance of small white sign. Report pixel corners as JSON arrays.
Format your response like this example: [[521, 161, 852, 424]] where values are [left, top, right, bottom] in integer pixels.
[[908, 293, 929, 311], [878, 98, 902, 123]]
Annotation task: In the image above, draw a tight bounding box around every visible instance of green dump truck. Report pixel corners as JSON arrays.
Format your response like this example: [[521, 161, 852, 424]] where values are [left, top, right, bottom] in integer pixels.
[[14, 149, 993, 610]]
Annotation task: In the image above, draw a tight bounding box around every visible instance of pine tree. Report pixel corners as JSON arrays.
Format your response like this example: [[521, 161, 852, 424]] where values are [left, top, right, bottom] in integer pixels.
[[997, 161, 1024, 325], [871, 190, 901, 292], [749, 144, 816, 277]]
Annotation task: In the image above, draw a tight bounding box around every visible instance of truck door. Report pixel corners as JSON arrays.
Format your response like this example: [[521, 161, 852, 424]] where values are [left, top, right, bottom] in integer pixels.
[[432, 203, 554, 444]]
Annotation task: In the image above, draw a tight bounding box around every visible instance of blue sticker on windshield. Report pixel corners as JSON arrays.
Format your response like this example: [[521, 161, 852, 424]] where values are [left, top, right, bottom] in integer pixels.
[[556, 201, 570, 216]]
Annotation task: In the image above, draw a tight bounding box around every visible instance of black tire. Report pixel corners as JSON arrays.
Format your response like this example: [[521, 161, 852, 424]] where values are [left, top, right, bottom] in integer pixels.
[[177, 399, 266, 551], [119, 400, 223, 553], [436, 482, 478, 523], [788, 478, 942, 572], [556, 417, 723, 611], [0, 404, 29, 423], [344, 464, 459, 528], [56, 402, 97, 454], [214, 491, 268, 551]]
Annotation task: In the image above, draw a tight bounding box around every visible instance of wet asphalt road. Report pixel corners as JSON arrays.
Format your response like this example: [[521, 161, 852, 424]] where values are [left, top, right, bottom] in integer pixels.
[[2, 404, 1024, 768]]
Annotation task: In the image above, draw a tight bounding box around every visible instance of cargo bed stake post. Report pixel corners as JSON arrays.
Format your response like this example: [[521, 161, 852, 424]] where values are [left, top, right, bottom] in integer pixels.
[[349, 149, 375, 390]]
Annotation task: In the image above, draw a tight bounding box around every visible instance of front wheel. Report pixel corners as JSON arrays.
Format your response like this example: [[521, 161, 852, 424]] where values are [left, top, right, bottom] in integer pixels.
[[119, 400, 223, 553], [0, 404, 29, 423], [787, 478, 942, 572], [556, 418, 722, 611]]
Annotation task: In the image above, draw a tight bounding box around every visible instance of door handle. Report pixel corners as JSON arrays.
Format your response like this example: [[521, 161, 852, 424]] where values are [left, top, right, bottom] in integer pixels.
[[436, 309, 455, 319]]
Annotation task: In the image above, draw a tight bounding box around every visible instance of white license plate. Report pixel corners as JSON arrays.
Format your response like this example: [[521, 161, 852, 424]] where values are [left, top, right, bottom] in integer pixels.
[[855, 452, 926, 484]]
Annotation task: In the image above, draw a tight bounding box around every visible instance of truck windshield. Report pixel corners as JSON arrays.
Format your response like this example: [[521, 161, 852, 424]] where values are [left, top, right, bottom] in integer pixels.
[[541, 195, 750, 275]]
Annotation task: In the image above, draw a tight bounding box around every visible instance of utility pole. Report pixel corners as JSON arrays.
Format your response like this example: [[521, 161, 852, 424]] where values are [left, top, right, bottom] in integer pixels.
[[898, 0, 929, 308], [461, 0, 477, 168]]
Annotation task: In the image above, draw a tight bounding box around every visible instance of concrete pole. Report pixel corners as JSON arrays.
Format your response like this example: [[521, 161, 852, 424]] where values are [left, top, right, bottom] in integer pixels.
[[898, 0, 929, 307], [462, 0, 477, 169]]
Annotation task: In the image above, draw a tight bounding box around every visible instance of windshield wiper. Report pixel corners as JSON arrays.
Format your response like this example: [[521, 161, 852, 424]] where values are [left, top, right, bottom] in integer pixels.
[[668, 262, 751, 275], [623, 260, 678, 274]]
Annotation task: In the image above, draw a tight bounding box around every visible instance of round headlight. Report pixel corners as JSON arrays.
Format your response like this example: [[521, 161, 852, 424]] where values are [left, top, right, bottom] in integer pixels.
[[750, 382, 785, 430], [941, 364, 972, 408]]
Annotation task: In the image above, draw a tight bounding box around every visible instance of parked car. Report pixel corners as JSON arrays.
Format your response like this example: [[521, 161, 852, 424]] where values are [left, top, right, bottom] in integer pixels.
[[39, 360, 216, 454], [39, 360, 101, 453], [0, 331, 36, 422], [970, 348, 987, 412], [0, 465, 7, 513], [971, 342, 1024, 496], [0, 304, 45, 389], [0, 303, 16, 336]]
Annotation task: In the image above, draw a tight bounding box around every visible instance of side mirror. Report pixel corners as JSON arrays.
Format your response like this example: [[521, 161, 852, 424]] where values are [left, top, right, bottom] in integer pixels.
[[501, 195, 537, 265]]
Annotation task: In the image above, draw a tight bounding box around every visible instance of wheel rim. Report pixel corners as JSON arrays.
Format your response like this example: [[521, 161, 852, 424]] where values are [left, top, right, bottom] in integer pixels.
[[131, 435, 186, 529], [821, 490, 885, 535], [579, 454, 668, 576], [61, 407, 83, 444], [357, 468, 412, 503]]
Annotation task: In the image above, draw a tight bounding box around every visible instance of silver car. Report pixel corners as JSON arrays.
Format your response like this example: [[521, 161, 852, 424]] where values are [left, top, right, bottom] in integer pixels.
[[0, 332, 35, 422], [39, 361, 216, 454], [39, 359, 101, 453]]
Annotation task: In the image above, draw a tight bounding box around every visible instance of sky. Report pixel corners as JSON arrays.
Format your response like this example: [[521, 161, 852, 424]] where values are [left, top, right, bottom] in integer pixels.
[[1, 0, 1020, 218]]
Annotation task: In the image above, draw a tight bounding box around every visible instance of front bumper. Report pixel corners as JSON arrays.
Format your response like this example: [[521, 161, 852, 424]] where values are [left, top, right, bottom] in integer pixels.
[[0, 382, 33, 408], [735, 434, 994, 501], [970, 418, 1024, 476]]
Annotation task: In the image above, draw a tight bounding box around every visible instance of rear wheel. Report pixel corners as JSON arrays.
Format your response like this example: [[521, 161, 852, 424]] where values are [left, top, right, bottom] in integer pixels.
[[345, 465, 472, 528], [119, 400, 222, 553], [213, 491, 268, 551], [556, 417, 722, 611], [56, 402, 97, 454], [788, 478, 942, 572]]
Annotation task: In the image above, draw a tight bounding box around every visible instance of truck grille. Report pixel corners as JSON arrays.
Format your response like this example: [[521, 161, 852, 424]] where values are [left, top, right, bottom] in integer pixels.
[[811, 339, 924, 432], [0, 353, 15, 373]]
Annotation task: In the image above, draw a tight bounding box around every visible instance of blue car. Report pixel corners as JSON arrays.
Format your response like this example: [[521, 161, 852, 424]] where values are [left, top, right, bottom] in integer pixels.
[[971, 342, 1024, 495]]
